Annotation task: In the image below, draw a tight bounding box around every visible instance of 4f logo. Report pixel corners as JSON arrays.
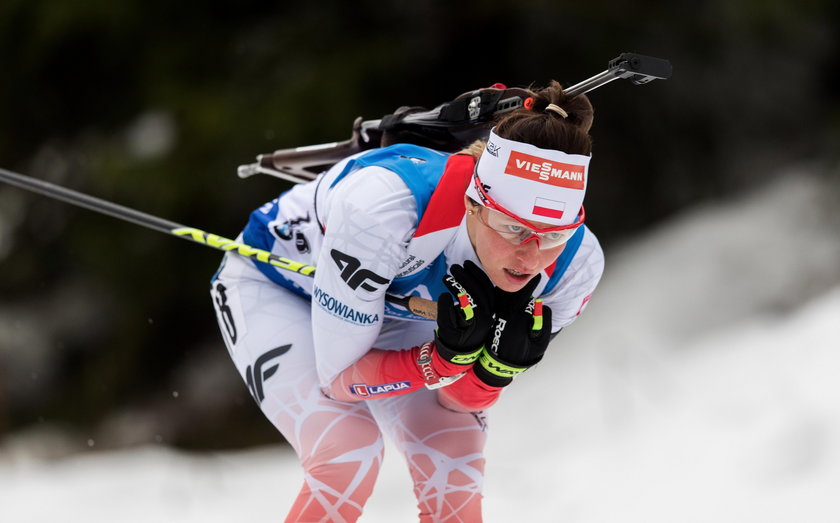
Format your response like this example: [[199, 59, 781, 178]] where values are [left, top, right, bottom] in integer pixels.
[[330, 249, 389, 292], [246, 344, 291, 404], [472, 178, 493, 203]]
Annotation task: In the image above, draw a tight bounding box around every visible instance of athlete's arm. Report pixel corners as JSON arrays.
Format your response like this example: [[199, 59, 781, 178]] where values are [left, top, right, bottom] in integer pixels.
[[313, 167, 470, 404], [311, 167, 416, 393], [326, 348, 504, 410]]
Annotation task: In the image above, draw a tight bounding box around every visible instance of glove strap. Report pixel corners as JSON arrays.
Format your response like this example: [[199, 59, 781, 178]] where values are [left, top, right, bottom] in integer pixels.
[[478, 349, 529, 379], [433, 332, 483, 365]]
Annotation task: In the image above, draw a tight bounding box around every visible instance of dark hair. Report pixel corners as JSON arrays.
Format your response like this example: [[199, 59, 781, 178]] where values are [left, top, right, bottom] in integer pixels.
[[493, 80, 594, 155]]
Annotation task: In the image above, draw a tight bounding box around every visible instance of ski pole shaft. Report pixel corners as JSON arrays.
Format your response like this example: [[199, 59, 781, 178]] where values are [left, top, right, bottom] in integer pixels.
[[0, 166, 437, 320]]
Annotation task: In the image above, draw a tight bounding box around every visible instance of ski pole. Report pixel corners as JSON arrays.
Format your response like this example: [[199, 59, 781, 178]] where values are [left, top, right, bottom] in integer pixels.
[[0, 166, 438, 320]]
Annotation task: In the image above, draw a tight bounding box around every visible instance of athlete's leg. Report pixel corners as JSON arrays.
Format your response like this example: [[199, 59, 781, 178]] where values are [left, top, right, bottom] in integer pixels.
[[369, 389, 488, 522], [211, 253, 384, 522], [371, 320, 489, 522]]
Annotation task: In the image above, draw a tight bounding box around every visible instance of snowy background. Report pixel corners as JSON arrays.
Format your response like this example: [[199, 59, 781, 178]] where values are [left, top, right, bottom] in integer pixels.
[[2, 167, 838, 522]]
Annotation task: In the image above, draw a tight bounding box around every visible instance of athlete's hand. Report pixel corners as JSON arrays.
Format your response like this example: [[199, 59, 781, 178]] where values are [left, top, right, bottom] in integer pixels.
[[474, 275, 552, 387], [434, 260, 496, 367]]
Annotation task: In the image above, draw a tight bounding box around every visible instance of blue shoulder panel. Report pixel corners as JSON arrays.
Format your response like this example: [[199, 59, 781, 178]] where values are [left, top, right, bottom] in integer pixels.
[[331, 144, 450, 217], [241, 199, 310, 299]]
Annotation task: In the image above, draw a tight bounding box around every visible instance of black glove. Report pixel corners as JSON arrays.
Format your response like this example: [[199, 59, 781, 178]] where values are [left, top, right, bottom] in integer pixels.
[[434, 260, 496, 366], [474, 276, 553, 387]]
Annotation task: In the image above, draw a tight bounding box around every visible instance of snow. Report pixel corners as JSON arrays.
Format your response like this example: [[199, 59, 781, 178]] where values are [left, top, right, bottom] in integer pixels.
[[2, 171, 839, 522]]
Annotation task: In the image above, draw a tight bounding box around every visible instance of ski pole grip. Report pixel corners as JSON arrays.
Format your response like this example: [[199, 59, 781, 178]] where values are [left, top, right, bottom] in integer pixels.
[[406, 296, 437, 321], [385, 295, 437, 321]]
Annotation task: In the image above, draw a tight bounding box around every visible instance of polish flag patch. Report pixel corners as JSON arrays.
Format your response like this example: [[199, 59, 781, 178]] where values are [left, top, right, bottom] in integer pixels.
[[532, 198, 565, 220]]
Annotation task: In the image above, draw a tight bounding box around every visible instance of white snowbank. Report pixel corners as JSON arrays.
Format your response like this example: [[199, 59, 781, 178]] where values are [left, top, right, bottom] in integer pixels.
[[2, 172, 839, 522]]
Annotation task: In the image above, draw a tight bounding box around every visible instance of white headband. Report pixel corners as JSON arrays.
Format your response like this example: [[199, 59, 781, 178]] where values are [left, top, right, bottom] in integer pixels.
[[465, 129, 591, 226]]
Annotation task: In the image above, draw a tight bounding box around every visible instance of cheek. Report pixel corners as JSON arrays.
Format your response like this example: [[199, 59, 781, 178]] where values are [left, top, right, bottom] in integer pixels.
[[474, 227, 511, 262], [537, 243, 566, 271]]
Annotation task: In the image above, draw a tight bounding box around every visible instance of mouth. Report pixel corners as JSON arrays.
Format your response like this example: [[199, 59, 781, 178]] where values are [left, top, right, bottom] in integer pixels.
[[504, 268, 531, 280]]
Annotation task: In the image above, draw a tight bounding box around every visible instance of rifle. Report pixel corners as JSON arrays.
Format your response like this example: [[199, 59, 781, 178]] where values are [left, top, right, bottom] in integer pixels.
[[236, 52, 672, 184]]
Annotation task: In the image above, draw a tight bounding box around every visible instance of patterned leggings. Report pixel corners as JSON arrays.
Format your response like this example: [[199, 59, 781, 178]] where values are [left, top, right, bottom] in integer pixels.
[[211, 254, 487, 522]]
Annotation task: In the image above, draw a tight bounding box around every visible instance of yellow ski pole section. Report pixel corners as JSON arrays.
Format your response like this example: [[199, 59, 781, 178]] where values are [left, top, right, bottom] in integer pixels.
[[0, 165, 436, 320], [172, 227, 316, 276], [172, 227, 437, 319], [172, 227, 435, 319]]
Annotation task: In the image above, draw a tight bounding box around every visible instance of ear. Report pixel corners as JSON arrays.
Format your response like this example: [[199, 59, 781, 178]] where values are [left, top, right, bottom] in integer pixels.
[[463, 194, 475, 213]]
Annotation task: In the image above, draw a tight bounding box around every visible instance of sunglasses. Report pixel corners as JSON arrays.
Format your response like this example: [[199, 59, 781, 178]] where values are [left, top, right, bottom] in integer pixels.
[[471, 169, 584, 250]]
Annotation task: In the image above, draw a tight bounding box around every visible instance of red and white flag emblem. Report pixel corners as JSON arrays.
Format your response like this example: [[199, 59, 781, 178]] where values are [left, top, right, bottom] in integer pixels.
[[532, 198, 565, 220]]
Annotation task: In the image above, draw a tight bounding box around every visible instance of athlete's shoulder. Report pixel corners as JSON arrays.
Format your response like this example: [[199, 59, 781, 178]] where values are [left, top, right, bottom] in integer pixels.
[[559, 225, 604, 285], [577, 226, 605, 267]]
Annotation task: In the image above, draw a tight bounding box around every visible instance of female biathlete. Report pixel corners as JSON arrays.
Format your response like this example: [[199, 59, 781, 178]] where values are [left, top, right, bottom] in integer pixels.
[[210, 81, 604, 522]]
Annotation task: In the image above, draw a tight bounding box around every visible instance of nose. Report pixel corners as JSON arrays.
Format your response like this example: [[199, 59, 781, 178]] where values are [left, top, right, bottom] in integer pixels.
[[513, 237, 541, 270]]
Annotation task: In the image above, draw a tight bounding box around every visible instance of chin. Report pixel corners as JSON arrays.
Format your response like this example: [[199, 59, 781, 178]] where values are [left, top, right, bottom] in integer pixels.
[[496, 282, 524, 293]]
